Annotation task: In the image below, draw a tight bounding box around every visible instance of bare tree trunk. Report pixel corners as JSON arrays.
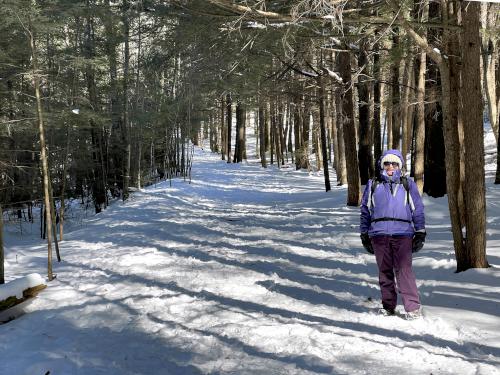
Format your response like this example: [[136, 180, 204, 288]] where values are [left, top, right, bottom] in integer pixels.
[[220, 97, 226, 160], [441, 65, 466, 269], [302, 101, 311, 170], [379, 38, 390, 152], [415, 43, 427, 194], [102, 0, 119, 198], [274, 102, 283, 166], [319, 76, 331, 191], [326, 98, 332, 163], [385, 89, 393, 151], [134, 13, 143, 189], [335, 92, 348, 185], [391, 31, 401, 150], [481, 3, 499, 141], [338, 51, 361, 205], [48, 180, 61, 262], [287, 105, 294, 163], [373, 43, 382, 166], [312, 109, 320, 169], [293, 95, 303, 170], [270, 99, 276, 165], [122, 0, 131, 201], [259, 104, 267, 167], [460, 1, 489, 270], [392, 0, 464, 260], [446, 4, 466, 230], [234, 101, 245, 163], [59, 125, 70, 241], [401, 53, 414, 166], [226, 93, 232, 162], [234, 101, 241, 163], [265, 101, 271, 152], [496, 123, 500, 184], [30, 19, 54, 281], [0, 204, 4, 284], [242, 107, 247, 160], [330, 90, 340, 175], [357, 42, 373, 184], [278, 102, 286, 165]]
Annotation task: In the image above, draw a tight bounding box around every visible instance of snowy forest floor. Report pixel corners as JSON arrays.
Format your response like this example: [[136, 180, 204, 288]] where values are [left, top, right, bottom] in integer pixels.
[[2, 134, 500, 374]]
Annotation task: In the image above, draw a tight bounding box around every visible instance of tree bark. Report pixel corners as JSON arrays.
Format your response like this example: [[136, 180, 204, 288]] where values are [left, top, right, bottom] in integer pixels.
[[122, 0, 131, 201], [29, 19, 54, 281], [274, 101, 283, 166], [220, 97, 226, 160], [496, 122, 500, 184], [48, 180, 61, 262], [293, 95, 303, 170], [226, 93, 232, 162], [390, 0, 464, 258], [385, 87, 393, 151], [357, 43, 373, 184], [459, 1, 489, 270], [59, 123, 71, 241], [319, 76, 331, 191], [335, 92, 348, 185], [401, 53, 414, 166], [446, 5, 466, 230], [270, 99, 275, 165], [481, 3, 499, 141], [330, 90, 340, 177], [0, 205, 4, 284], [102, 0, 118, 190], [301, 100, 311, 169], [259, 104, 267, 167], [234, 101, 241, 163], [373, 43, 382, 166], [234, 100, 245, 163], [391, 31, 401, 151], [415, 43, 427, 194], [278, 101, 286, 165], [338, 51, 361, 205]]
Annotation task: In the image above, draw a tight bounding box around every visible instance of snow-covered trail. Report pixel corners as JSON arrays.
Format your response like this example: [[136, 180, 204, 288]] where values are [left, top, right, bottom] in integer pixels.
[[2, 148, 500, 375]]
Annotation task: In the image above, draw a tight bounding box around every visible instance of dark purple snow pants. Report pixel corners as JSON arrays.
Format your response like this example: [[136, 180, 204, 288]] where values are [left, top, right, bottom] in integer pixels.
[[371, 236, 420, 312]]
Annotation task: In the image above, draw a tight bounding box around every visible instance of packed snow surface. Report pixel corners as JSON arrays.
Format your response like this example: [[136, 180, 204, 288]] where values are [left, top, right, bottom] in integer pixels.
[[1, 142, 500, 374]]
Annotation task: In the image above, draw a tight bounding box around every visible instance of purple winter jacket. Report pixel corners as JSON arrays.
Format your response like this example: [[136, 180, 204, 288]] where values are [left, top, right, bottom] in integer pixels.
[[360, 150, 425, 237]]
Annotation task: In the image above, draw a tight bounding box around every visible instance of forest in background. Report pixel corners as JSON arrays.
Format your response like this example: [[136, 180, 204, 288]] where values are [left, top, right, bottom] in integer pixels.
[[0, 0, 499, 282]]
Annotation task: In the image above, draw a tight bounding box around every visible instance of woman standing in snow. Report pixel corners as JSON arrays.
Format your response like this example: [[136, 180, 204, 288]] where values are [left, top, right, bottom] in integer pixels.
[[359, 149, 426, 319]]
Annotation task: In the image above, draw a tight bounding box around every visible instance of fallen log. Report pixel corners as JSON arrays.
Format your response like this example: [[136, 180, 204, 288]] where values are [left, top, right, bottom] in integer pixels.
[[0, 274, 46, 322]]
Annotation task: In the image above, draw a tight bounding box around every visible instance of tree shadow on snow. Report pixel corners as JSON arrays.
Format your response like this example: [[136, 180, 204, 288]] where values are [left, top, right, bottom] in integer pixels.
[[59, 261, 500, 368]]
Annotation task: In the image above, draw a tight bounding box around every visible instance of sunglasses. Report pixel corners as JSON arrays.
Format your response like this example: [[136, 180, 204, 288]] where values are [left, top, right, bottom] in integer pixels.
[[383, 161, 400, 167]]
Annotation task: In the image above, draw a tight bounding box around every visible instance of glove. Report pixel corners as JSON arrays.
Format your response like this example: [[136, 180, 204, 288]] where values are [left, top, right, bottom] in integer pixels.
[[360, 233, 374, 254], [412, 232, 426, 253]]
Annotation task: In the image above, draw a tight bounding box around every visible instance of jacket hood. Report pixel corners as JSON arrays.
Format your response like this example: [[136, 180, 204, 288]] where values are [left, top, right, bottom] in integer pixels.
[[378, 149, 404, 170], [378, 149, 404, 182]]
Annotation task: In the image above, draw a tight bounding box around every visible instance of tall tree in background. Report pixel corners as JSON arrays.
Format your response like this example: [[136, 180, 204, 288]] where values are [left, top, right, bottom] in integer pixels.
[[414, 0, 428, 194], [318, 74, 331, 192], [121, 0, 132, 201], [357, 41, 373, 184], [29, 14, 55, 281], [0, 204, 4, 284], [226, 93, 232, 163], [338, 50, 361, 206]]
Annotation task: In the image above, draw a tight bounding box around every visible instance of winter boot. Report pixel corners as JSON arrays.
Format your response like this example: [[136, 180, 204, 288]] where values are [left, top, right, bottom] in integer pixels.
[[405, 307, 423, 320], [378, 307, 396, 316]]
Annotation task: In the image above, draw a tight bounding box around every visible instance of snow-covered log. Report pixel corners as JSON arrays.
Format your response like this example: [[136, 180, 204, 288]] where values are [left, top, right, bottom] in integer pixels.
[[0, 273, 46, 312]]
